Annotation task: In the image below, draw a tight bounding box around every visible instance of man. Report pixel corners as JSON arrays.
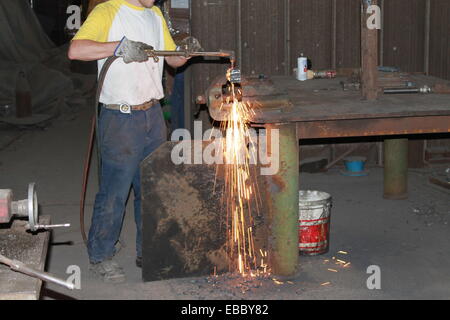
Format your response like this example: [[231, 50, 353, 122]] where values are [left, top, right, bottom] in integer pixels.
[[68, 0, 187, 283]]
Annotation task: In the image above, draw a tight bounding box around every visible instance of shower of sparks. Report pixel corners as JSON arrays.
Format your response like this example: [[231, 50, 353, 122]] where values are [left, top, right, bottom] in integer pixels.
[[215, 67, 267, 277]]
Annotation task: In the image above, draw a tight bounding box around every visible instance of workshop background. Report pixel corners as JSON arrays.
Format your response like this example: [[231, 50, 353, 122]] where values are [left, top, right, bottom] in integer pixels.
[[23, 0, 450, 167], [186, 0, 450, 168]]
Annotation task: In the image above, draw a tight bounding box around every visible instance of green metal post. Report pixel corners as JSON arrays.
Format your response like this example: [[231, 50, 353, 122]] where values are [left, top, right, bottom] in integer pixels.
[[384, 138, 408, 200], [264, 123, 299, 278]]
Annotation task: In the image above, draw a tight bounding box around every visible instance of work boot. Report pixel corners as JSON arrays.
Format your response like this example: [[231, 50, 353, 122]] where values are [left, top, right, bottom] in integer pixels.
[[89, 259, 126, 283], [136, 256, 142, 268]]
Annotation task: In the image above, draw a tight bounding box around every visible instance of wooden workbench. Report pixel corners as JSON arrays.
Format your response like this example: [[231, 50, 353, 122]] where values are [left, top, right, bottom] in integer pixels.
[[241, 74, 450, 277], [0, 216, 51, 300]]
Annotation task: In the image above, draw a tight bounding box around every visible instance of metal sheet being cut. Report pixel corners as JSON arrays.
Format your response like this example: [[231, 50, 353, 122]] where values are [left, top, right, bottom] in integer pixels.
[[206, 75, 293, 122], [141, 141, 268, 282]]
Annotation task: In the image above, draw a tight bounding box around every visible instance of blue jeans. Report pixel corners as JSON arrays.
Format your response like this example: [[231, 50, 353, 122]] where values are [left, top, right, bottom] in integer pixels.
[[88, 104, 167, 264]]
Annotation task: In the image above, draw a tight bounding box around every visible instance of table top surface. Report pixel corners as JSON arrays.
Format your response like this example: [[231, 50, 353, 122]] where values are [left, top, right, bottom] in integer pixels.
[[0, 216, 50, 300], [248, 75, 450, 123]]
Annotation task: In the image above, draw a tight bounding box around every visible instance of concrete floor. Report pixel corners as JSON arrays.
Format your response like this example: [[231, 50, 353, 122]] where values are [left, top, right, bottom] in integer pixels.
[[1, 106, 449, 300]]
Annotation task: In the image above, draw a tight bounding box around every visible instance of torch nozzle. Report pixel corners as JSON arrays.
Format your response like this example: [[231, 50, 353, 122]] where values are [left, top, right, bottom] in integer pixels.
[[228, 68, 241, 84]]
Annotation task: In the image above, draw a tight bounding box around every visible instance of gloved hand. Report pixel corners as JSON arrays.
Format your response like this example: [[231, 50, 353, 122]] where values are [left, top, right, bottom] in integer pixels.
[[177, 36, 203, 57], [114, 36, 153, 64]]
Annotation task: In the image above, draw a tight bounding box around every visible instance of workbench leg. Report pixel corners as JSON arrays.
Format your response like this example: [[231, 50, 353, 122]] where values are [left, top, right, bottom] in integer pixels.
[[383, 138, 408, 200], [264, 123, 299, 278]]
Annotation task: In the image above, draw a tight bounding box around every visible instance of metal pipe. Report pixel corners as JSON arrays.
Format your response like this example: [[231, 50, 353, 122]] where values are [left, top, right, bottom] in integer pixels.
[[144, 49, 235, 60], [384, 86, 432, 94], [31, 223, 72, 229], [383, 139, 408, 200], [264, 123, 299, 278], [0, 254, 74, 290]]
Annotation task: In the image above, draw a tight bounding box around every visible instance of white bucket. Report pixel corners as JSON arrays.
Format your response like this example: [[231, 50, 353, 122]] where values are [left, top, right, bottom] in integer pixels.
[[298, 190, 332, 255]]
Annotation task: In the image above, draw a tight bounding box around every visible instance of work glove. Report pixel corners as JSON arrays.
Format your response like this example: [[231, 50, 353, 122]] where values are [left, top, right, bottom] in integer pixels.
[[114, 36, 154, 64], [176, 36, 203, 57]]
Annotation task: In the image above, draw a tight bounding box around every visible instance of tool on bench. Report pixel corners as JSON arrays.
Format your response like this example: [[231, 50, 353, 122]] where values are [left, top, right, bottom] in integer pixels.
[[0, 183, 70, 231], [0, 183, 72, 289], [384, 85, 432, 94], [341, 68, 437, 95]]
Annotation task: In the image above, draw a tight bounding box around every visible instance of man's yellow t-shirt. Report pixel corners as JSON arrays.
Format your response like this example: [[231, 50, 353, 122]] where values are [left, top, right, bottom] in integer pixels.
[[73, 0, 176, 105]]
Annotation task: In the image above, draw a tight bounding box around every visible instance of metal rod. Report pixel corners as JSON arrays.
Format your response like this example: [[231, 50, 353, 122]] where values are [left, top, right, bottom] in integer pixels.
[[33, 223, 71, 229], [264, 123, 299, 278], [384, 88, 421, 94], [144, 49, 235, 59], [0, 254, 74, 290], [384, 86, 431, 94]]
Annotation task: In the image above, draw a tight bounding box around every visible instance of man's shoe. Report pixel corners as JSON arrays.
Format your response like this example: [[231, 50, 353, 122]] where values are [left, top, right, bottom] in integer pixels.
[[89, 259, 126, 283], [136, 256, 142, 268]]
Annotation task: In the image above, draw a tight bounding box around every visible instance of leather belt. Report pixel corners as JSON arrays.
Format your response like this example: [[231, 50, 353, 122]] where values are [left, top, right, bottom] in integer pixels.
[[103, 99, 158, 113]]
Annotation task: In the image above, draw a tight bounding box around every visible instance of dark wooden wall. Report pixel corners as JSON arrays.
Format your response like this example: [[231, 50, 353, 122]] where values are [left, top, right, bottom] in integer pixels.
[[429, 0, 450, 80], [184, 0, 450, 97], [383, 0, 426, 73]]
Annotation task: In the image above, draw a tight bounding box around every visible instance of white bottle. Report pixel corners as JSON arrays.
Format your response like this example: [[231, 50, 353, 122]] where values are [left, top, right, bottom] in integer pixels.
[[297, 53, 308, 81]]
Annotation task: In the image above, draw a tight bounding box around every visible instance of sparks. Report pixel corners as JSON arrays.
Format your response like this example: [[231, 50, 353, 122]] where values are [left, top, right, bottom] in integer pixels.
[[217, 68, 265, 276]]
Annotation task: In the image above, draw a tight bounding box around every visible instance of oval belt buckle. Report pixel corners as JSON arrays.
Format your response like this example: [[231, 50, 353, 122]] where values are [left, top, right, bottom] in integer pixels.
[[119, 103, 131, 114]]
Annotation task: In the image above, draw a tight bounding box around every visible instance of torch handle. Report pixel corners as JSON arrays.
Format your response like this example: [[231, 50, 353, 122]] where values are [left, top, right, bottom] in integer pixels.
[[144, 49, 234, 58], [143, 49, 236, 64]]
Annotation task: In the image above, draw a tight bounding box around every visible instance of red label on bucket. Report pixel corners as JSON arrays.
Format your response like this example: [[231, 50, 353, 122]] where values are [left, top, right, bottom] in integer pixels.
[[299, 220, 330, 254]]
